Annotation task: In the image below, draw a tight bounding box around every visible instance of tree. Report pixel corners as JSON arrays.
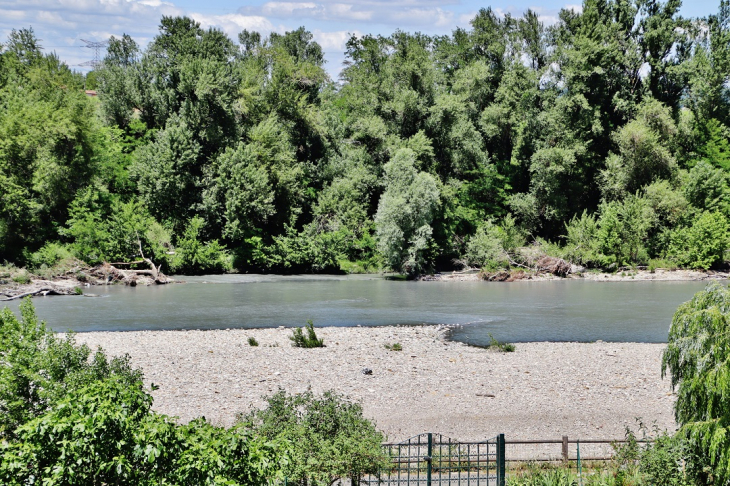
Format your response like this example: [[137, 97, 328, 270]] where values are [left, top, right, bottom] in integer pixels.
[[375, 149, 440, 275], [662, 283, 730, 484]]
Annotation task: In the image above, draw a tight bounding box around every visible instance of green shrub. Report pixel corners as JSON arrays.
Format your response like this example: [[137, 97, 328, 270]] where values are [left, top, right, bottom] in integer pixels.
[[647, 258, 677, 273], [0, 299, 143, 439], [11, 270, 31, 285], [487, 333, 515, 352], [290, 320, 325, 348], [27, 242, 75, 269], [563, 211, 605, 267], [0, 300, 283, 485], [239, 389, 388, 485], [248, 336, 259, 346], [384, 343, 402, 351], [667, 211, 729, 269], [171, 216, 231, 275], [465, 222, 509, 269]]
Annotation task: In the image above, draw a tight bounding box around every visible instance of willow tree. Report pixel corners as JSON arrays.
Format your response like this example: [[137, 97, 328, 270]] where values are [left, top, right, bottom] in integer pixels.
[[662, 283, 730, 484]]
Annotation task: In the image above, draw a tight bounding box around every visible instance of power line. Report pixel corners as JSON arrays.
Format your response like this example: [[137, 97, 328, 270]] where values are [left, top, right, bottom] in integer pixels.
[[79, 38, 109, 68]]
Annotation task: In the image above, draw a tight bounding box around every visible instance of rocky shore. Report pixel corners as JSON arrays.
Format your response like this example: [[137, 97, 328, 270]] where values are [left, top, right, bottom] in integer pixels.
[[74, 326, 676, 443], [427, 268, 730, 283]]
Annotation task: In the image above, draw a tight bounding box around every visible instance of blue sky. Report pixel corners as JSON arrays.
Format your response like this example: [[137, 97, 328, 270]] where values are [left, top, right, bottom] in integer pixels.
[[0, 0, 721, 79]]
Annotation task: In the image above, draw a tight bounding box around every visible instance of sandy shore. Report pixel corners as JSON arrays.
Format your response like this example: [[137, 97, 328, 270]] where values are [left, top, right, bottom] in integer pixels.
[[73, 326, 676, 443]]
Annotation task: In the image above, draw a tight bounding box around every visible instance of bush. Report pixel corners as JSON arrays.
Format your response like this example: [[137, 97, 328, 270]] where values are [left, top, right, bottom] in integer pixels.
[[171, 216, 231, 275], [465, 222, 509, 270], [667, 211, 729, 269], [0, 299, 143, 439], [239, 389, 388, 485], [487, 333, 515, 352], [563, 211, 605, 267], [384, 343, 402, 351], [27, 242, 75, 269], [290, 320, 325, 348], [0, 300, 283, 485], [11, 270, 31, 285], [248, 336, 259, 346]]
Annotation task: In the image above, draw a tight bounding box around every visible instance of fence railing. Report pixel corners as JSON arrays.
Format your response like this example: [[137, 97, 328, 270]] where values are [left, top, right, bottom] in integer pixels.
[[504, 436, 651, 464], [274, 435, 652, 486]]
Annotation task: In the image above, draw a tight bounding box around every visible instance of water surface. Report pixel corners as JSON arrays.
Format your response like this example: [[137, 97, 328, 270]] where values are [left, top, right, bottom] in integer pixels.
[[3, 275, 714, 344]]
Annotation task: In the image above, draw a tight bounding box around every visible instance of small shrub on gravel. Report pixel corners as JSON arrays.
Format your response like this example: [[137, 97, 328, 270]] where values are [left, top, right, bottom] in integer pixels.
[[290, 320, 324, 348], [248, 336, 259, 346], [488, 333, 515, 352], [384, 343, 402, 351]]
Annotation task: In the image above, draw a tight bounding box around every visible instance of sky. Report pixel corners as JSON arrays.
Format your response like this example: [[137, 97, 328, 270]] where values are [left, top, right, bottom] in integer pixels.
[[0, 0, 722, 80]]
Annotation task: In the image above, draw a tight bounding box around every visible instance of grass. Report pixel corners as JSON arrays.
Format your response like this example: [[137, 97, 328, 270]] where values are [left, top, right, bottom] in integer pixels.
[[384, 343, 402, 351]]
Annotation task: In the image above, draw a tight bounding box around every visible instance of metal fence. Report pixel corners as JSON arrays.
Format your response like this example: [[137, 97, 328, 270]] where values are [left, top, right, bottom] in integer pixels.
[[276, 434, 648, 486], [504, 436, 650, 465], [362, 433, 506, 486]]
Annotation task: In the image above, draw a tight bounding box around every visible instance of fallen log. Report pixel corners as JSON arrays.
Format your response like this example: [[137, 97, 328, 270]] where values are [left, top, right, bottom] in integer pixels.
[[1, 287, 74, 301]]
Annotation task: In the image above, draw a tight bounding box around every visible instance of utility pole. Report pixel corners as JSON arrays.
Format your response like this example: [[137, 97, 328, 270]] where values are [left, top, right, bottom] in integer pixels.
[[79, 39, 109, 69]]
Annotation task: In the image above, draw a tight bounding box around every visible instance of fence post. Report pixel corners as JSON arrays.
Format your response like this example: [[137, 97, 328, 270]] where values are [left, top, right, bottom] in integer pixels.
[[562, 436, 569, 462], [426, 433, 433, 486], [497, 433, 505, 486]]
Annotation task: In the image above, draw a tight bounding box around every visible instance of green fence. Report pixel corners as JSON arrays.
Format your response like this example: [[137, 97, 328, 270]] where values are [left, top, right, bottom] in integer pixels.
[[362, 433, 505, 486]]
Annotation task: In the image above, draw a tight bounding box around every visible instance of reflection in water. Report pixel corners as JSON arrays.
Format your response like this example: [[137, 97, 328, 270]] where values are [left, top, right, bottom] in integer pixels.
[[3, 275, 712, 344]]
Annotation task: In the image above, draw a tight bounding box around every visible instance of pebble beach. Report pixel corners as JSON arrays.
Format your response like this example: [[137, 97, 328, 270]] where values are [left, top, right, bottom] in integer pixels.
[[73, 325, 676, 443]]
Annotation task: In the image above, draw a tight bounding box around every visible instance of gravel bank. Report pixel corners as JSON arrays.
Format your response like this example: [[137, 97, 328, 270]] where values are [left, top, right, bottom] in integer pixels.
[[74, 326, 676, 443]]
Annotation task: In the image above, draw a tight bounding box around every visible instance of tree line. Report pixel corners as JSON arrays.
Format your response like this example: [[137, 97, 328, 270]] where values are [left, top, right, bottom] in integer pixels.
[[1, 0, 729, 276]]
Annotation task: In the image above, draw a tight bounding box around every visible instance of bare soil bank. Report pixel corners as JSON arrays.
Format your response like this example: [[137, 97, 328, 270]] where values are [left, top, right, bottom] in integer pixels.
[[74, 326, 676, 443]]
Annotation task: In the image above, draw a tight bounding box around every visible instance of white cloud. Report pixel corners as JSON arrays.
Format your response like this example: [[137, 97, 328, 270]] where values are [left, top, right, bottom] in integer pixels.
[[312, 29, 359, 51], [389, 7, 454, 28], [458, 12, 477, 26], [191, 12, 276, 38]]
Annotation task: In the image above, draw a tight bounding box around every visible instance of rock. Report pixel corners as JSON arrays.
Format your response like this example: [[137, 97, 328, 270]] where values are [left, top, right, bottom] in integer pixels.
[[362, 368, 373, 375], [570, 264, 585, 274]]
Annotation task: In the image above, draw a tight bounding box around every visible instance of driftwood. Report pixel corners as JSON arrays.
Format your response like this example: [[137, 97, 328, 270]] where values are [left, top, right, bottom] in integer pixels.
[[536, 256, 572, 277], [1, 287, 76, 301], [93, 237, 169, 286]]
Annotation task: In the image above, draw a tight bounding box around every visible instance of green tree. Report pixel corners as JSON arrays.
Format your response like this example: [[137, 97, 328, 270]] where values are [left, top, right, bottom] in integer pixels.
[[662, 283, 730, 484], [375, 149, 440, 275]]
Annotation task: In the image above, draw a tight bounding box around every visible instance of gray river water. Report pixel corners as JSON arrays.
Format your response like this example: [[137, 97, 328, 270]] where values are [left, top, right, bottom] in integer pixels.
[[3, 275, 716, 344]]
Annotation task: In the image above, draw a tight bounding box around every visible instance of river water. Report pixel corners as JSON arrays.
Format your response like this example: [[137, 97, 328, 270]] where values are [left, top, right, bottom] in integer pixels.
[[3, 275, 715, 344]]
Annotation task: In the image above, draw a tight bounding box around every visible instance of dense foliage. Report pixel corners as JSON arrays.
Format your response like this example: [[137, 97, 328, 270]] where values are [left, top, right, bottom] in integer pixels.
[[2, 1, 730, 275], [240, 389, 388, 485], [0, 300, 386, 485], [0, 300, 284, 485]]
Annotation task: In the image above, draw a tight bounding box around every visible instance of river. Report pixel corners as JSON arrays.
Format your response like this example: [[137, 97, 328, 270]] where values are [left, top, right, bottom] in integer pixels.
[[3, 275, 715, 345]]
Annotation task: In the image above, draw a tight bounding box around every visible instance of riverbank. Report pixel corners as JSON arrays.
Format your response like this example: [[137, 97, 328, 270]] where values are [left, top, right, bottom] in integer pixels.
[[73, 326, 676, 442], [429, 268, 730, 282], [0, 263, 173, 301]]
